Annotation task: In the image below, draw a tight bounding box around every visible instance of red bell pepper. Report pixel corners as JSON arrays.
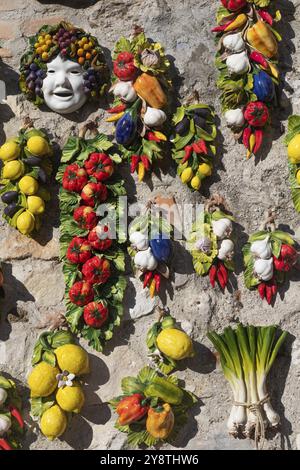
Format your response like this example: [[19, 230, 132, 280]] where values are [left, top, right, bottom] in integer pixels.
[[116, 394, 149, 426]]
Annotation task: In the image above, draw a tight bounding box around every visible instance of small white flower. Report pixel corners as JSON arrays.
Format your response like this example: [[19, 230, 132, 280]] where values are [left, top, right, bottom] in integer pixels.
[[56, 370, 75, 388]]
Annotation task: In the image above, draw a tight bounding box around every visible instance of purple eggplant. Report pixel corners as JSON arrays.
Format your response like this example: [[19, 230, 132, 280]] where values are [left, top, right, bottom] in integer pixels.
[[1, 191, 19, 204], [4, 203, 21, 218]]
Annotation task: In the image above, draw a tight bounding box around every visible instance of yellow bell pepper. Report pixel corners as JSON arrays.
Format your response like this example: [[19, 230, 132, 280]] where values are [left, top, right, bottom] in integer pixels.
[[133, 73, 167, 109], [146, 403, 174, 439], [246, 21, 278, 59]]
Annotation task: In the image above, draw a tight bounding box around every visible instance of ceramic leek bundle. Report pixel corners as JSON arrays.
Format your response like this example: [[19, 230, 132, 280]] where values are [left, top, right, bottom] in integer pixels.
[[0, 126, 53, 236], [109, 366, 197, 447], [208, 324, 287, 449], [56, 127, 127, 351], [107, 28, 172, 180], [0, 375, 24, 450], [28, 330, 89, 441], [213, 0, 282, 157], [284, 115, 300, 212]]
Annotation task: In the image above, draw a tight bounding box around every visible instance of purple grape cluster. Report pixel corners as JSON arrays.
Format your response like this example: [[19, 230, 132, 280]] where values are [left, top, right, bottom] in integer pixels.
[[54, 28, 77, 57], [24, 63, 45, 97], [83, 68, 98, 95]]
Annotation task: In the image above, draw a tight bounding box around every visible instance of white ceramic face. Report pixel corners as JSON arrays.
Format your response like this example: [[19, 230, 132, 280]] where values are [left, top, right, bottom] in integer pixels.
[[42, 54, 87, 114]]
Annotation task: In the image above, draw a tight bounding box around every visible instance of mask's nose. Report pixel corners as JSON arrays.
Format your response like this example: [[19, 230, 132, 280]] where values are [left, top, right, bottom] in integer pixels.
[[53, 71, 71, 89]]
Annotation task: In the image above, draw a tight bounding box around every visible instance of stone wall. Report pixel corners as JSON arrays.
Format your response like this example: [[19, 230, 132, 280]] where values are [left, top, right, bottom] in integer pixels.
[[0, 0, 299, 450]]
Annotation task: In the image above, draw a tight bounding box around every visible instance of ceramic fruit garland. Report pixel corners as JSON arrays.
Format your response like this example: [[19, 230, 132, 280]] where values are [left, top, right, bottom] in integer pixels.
[[147, 309, 194, 374], [109, 366, 197, 447], [172, 103, 217, 191], [208, 324, 287, 449], [129, 209, 172, 298], [213, 0, 282, 158], [243, 211, 298, 304], [284, 115, 300, 212], [28, 330, 89, 441], [188, 195, 235, 290], [0, 125, 53, 236], [107, 29, 172, 180], [0, 375, 24, 450], [56, 126, 127, 351]]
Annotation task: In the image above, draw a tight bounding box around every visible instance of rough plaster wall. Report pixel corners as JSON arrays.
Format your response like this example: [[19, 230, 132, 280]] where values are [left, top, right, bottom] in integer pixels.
[[0, 0, 299, 450]]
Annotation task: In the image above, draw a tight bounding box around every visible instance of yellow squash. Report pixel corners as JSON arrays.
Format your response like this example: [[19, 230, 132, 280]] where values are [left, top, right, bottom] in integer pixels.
[[133, 73, 167, 109], [246, 21, 278, 58], [146, 403, 174, 439]]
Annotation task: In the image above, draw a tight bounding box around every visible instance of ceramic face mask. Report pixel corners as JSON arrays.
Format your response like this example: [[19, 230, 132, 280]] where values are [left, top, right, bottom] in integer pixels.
[[42, 54, 87, 114]]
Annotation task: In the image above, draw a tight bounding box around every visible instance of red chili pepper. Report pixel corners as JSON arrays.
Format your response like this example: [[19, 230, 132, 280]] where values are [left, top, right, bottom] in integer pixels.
[[265, 285, 273, 305], [218, 262, 228, 287], [140, 155, 151, 171], [192, 139, 208, 155], [9, 406, 24, 429], [146, 131, 160, 142], [253, 129, 263, 154], [249, 51, 269, 69], [216, 265, 226, 290], [143, 271, 153, 288], [258, 282, 266, 300], [107, 103, 127, 114], [209, 265, 217, 288], [271, 281, 277, 296], [242, 126, 252, 149], [258, 9, 273, 25], [130, 155, 140, 173], [211, 19, 234, 32], [0, 438, 12, 450], [182, 145, 193, 164], [154, 273, 161, 292]]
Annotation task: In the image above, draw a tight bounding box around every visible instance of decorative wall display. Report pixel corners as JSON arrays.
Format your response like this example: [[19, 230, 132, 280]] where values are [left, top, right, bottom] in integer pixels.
[[0, 374, 24, 450], [28, 330, 89, 441], [109, 366, 197, 447], [107, 29, 172, 180], [0, 124, 53, 236], [19, 21, 109, 114], [56, 126, 126, 351], [171, 103, 217, 191], [188, 195, 235, 290], [243, 210, 298, 304], [208, 324, 287, 449], [0, 263, 4, 299], [213, 0, 282, 157], [284, 115, 300, 212]]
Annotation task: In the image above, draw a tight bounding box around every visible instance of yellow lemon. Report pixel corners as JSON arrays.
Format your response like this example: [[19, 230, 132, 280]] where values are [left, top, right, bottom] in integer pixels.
[[0, 141, 20, 162], [56, 383, 85, 413], [190, 175, 201, 190], [27, 136, 49, 157], [27, 195, 45, 215], [2, 160, 24, 180], [297, 169, 300, 185], [18, 175, 39, 195], [28, 362, 59, 397], [40, 405, 67, 440], [55, 344, 89, 376], [287, 134, 300, 164], [16, 211, 35, 235], [198, 163, 212, 177], [181, 167, 193, 184], [156, 328, 194, 360]]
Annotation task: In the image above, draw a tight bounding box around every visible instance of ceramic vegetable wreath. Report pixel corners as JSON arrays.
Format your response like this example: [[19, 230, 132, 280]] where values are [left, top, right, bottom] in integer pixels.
[[147, 308, 194, 374], [243, 210, 298, 304], [19, 21, 109, 114], [128, 207, 173, 298], [0, 123, 53, 236], [28, 330, 89, 441], [172, 103, 217, 191], [0, 375, 24, 450], [284, 115, 300, 212], [56, 124, 127, 351], [109, 366, 197, 447], [213, 0, 282, 158], [0, 262, 4, 299], [188, 195, 235, 290], [106, 28, 172, 181]]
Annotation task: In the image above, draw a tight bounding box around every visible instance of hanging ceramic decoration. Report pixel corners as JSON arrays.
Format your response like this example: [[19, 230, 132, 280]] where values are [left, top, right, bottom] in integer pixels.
[[0, 121, 54, 236], [129, 201, 173, 298], [19, 21, 109, 114], [213, 0, 282, 158], [171, 101, 217, 191], [243, 210, 298, 304], [0, 374, 24, 450], [106, 27, 172, 181], [208, 324, 287, 449], [0, 263, 4, 298], [0, 58, 5, 104], [28, 330, 89, 441], [109, 366, 197, 447], [284, 115, 300, 212], [146, 308, 194, 374], [188, 194, 236, 290], [56, 123, 127, 351]]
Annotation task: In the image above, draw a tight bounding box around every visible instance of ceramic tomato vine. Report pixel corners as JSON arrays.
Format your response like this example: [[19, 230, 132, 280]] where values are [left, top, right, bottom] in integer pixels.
[[284, 115, 300, 212], [106, 28, 172, 181], [56, 125, 127, 351], [213, 0, 282, 157], [0, 375, 24, 450]]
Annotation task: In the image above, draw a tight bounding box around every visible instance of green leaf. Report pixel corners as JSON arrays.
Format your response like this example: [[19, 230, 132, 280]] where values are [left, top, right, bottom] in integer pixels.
[[288, 163, 300, 212], [65, 303, 83, 330], [0, 376, 13, 390], [243, 247, 259, 289], [137, 366, 158, 385], [88, 134, 113, 152], [248, 231, 269, 243], [284, 115, 300, 146], [271, 237, 281, 258], [172, 106, 186, 125], [42, 350, 56, 367], [271, 230, 295, 246], [211, 210, 234, 221], [31, 342, 43, 366], [114, 36, 132, 55], [30, 396, 55, 418], [61, 136, 81, 163], [81, 327, 103, 352], [216, 6, 231, 23], [121, 377, 146, 395]]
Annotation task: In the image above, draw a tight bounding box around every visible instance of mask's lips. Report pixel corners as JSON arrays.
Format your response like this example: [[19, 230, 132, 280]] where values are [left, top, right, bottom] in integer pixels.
[[53, 88, 73, 99]]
